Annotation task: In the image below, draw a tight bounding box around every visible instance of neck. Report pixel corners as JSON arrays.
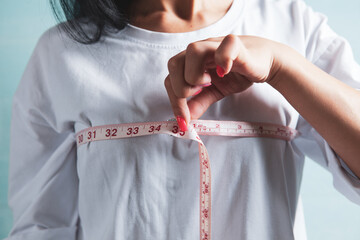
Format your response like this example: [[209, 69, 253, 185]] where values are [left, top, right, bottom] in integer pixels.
[[129, 0, 233, 32]]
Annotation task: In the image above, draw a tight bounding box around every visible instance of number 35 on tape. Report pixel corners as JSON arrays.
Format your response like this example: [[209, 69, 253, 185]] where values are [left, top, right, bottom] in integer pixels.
[[76, 120, 299, 240]]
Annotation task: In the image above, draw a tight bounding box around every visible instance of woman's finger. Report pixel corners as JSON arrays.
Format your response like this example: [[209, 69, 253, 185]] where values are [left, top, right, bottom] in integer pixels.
[[164, 75, 191, 131], [168, 51, 205, 98], [184, 42, 215, 86], [188, 70, 253, 119], [168, 52, 196, 98], [187, 84, 226, 120], [214, 34, 244, 76]]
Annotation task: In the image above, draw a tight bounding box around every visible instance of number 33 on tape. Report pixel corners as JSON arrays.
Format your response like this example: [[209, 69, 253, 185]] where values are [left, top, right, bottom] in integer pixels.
[[76, 120, 299, 240]]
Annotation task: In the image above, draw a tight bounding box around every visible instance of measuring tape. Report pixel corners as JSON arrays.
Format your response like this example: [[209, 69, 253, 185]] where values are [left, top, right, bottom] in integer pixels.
[[76, 119, 299, 240]]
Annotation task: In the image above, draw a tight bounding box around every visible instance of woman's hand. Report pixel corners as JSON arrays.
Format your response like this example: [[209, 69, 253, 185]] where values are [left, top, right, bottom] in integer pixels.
[[164, 34, 282, 131], [164, 34, 360, 176]]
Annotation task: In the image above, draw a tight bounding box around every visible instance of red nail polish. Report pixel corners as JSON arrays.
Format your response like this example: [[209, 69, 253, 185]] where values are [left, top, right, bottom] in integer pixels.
[[193, 88, 203, 96], [216, 65, 225, 78], [200, 83, 212, 87], [176, 116, 188, 132]]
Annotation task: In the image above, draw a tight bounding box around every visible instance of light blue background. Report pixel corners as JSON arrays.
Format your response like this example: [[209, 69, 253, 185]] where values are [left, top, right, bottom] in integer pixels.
[[0, 0, 359, 239]]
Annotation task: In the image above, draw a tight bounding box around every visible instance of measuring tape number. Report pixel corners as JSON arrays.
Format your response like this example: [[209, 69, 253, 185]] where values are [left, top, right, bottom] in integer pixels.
[[76, 120, 299, 240]]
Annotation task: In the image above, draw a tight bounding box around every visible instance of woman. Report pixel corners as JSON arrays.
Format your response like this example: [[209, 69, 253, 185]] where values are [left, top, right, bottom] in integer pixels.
[[7, 0, 360, 239]]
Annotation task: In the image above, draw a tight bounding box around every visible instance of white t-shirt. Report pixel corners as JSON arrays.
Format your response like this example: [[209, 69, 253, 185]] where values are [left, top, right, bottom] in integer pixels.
[[7, 0, 360, 239]]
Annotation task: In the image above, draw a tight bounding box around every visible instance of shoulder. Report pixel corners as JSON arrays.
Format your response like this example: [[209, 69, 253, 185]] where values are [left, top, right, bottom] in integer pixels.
[[36, 23, 71, 53], [34, 19, 108, 59], [243, 0, 331, 45], [19, 23, 97, 93], [243, 0, 326, 24], [34, 23, 85, 58], [30, 21, 110, 78], [250, 0, 310, 9], [247, 0, 325, 21]]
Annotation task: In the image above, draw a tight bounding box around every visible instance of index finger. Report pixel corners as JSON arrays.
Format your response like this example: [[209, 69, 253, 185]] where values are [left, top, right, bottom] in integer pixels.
[[184, 41, 218, 86], [164, 75, 191, 131]]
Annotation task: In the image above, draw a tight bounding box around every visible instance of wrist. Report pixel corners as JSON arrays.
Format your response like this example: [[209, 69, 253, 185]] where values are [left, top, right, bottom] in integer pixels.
[[266, 43, 301, 90]]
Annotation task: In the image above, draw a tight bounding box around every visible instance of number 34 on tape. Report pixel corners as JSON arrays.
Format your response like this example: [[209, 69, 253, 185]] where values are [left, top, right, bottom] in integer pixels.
[[76, 120, 299, 240]]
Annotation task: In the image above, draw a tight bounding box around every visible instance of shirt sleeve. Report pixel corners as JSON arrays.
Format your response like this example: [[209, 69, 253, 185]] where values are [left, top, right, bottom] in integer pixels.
[[6, 30, 79, 239], [293, 1, 360, 205], [338, 157, 360, 182]]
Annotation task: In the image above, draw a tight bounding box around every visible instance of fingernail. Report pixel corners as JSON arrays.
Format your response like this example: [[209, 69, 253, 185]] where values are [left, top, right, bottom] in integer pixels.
[[176, 116, 188, 132], [200, 82, 212, 87], [216, 65, 225, 78], [193, 88, 203, 96]]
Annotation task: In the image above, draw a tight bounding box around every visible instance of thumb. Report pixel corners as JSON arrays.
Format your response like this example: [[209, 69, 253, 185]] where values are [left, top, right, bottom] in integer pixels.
[[188, 84, 225, 120], [214, 34, 242, 76]]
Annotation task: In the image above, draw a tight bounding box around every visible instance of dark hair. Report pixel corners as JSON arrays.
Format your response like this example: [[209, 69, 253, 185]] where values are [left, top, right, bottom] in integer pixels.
[[50, 0, 132, 44]]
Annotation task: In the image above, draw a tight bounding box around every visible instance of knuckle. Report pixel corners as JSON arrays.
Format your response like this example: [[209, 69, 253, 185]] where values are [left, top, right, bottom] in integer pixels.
[[186, 42, 201, 55], [164, 76, 172, 89], [167, 57, 178, 73], [224, 34, 238, 43]]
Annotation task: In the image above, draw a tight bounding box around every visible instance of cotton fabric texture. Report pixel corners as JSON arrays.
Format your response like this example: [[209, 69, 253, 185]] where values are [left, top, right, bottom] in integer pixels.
[[7, 0, 360, 239]]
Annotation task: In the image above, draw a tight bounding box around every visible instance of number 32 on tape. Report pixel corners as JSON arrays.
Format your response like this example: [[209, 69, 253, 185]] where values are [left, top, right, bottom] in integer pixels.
[[76, 120, 299, 240]]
